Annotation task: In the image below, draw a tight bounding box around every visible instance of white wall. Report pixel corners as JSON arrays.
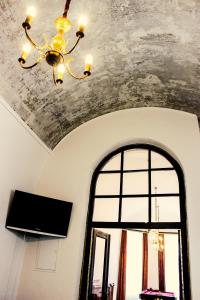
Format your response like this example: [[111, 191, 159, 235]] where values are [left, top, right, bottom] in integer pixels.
[[17, 108, 200, 300], [126, 231, 143, 300], [0, 97, 50, 300], [165, 234, 179, 298], [102, 229, 121, 300], [148, 239, 159, 290]]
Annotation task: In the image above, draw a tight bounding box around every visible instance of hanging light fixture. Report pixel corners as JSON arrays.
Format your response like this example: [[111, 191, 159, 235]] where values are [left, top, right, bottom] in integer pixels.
[[18, 0, 93, 85], [149, 187, 164, 252]]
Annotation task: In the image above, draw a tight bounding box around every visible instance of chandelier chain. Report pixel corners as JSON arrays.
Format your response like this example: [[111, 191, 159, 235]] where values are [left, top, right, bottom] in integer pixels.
[[63, 0, 72, 18]]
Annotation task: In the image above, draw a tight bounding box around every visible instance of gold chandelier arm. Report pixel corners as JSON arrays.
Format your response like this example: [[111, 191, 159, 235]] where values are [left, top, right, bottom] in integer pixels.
[[25, 27, 49, 50], [63, 37, 81, 55], [42, 34, 51, 50], [19, 54, 44, 69], [66, 61, 89, 80]]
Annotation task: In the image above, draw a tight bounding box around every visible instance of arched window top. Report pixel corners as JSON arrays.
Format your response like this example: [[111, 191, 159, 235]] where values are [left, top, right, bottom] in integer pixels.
[[95, 145, 180, 173], [101, 149, 173, 171], [91, 145, 183, 225]]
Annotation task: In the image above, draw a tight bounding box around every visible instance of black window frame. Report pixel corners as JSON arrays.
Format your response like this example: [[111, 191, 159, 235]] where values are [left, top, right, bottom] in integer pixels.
[[79, 144, 191, 300]]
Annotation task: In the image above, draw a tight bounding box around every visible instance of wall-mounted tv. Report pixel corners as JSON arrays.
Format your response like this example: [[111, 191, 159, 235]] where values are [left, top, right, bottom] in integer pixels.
[[6, 190, 73, 238]]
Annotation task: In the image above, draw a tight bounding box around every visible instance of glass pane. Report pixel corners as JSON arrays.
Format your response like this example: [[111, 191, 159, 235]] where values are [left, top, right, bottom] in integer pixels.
[[151, 197, 180, 222], [93, 237, 105, 288], [93, 198, 119, 222], [101, 153, 121, 171], [95, 174, 120, 195], [151, 151, 172, 168], [124, 149, 148, 170], [121, 197, 148, 222], [151, 170, 179, 194], [123, 172, 148, 195]]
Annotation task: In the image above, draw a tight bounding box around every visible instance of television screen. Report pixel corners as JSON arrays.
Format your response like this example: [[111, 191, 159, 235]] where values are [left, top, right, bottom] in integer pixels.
[[6, 190, 73, 237]]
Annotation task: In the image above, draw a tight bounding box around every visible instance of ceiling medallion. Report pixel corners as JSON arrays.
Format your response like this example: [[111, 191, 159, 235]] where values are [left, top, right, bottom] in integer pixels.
[[18, 0, 93, 85]]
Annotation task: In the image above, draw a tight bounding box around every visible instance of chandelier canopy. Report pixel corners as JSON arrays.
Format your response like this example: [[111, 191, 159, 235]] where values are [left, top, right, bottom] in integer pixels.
[[18, 0, 93, 85]]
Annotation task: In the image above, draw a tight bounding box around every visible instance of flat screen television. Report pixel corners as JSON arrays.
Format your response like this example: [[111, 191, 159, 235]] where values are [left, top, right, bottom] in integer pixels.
[[6, 190, 73, 237]]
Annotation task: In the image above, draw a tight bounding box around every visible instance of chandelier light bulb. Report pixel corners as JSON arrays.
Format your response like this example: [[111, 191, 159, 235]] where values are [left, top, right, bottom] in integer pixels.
[[23, 6, 37, 29], [57, 63, 65, 74], [19, 42, 32, 63], [84, 54, 93, 76], [27, 6, 37, 18], [56, 64, 65, 84], [78, 16, 88, 28], [22, 43, 32, 54], [85, 54, 93, 65], [18, 42, 32, 64], [77, 16, 88, 37]]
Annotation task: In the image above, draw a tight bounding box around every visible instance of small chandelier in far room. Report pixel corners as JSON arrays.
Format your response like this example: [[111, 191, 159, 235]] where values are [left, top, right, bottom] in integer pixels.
[[18, 0, 93, 85], [149, 229, 164, 252], [149, 187, 164, 252]]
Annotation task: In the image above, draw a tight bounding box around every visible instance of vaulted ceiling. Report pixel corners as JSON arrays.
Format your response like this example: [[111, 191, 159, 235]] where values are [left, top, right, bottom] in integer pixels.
[[0, 0, 200, 149]]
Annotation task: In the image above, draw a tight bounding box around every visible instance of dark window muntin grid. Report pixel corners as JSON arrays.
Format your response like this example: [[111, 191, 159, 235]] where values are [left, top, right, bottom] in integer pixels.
[[93, 147, 180, 224], [99, 168, 175, 173], [79, 144, 191, 300], [95, 194, 179, 198]]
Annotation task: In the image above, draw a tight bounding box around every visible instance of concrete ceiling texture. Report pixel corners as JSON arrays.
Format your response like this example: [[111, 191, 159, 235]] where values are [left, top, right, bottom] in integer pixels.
[[0, 0, 200, 149]]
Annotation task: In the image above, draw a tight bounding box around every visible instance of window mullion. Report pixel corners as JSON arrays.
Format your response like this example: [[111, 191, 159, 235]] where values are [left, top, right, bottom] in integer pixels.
[[148, 150, 152, 223], [118, 151, 124, 222]]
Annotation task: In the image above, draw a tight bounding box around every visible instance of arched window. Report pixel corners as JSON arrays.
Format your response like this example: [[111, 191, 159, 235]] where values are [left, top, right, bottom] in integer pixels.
[[79, 145, 190, 300]]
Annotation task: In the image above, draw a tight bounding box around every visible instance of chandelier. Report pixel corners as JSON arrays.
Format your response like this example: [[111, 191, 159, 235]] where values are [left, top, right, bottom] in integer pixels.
[[18, 0, 93, 85], [149, 230, 164, 252], [149, 187, 164, 252]]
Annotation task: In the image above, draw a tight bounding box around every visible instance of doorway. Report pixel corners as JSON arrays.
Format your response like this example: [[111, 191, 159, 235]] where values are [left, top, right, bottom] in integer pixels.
[[88, 228, 181, 300]]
